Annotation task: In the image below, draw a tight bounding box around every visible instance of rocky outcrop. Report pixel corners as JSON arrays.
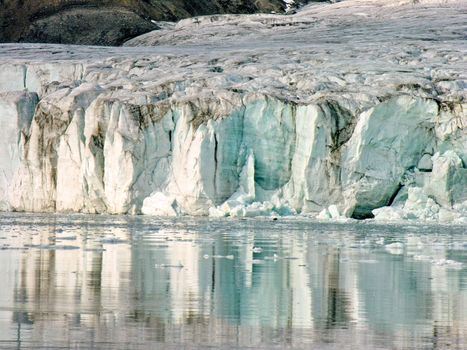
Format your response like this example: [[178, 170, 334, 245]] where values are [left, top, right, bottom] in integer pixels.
[[0, 0, 465, 221], [0, 0, 309, 46], [18, 8, 159, 47]]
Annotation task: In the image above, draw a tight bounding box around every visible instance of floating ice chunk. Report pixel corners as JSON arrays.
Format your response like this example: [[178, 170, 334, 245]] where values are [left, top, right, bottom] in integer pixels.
[[142, 192, 181, 217], [405, 187, 430, 209], [454, 217, 467, 224], [404, 187, 440, 220], [208, 150, 295, 218], [453, 201, 467, 221], [211, 149, 256, 218], [373, 207, 404, 221], [374, 181, 467, 223], [438, 208, 461, 223], [317, 205, 343, 220], [385, 242, 404, 254], [386, 242, 404, 249], [413, 255, 434, 262], [453, 200, 467, 212], [358, 259, 378, 264], [240, 202, 274, 217], [212, 255, 235, 260], [328, 205, 341, 219], [229, 206, 246, 218], [413, 255, 463, 269], [264, 254, 279, 261], [406, 235, 423, 249], [317, 208, 331, 220], [208, 207, 227, 218], [216, 200, 281, 218], [433, 259, 463, 269], [375, 237, 385, 245]]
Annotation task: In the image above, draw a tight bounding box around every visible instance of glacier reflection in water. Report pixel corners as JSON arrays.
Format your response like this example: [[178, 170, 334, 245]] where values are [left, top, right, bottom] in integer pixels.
[[0, 213, 466, 349]]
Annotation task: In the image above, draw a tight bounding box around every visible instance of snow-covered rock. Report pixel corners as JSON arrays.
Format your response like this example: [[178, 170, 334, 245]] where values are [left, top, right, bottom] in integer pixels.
[[0, 0, 465, 221]]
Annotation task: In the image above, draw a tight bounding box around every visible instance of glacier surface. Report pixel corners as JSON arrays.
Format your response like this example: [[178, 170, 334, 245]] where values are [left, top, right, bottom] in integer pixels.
[[0, 0, 465, 221]]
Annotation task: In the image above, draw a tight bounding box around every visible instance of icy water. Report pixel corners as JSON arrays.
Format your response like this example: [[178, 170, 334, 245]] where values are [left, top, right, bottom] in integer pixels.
[[0, 214, 465, 349]]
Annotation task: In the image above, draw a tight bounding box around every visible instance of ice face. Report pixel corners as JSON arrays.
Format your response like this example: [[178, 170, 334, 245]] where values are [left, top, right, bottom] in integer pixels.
[[341, 96, 439, 218], [0, 92, 38, 210], [0, 0, 465, 221]]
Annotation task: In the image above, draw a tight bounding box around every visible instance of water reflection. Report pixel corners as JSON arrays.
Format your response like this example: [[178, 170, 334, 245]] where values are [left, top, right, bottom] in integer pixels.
[[0, 214, 465, 349]]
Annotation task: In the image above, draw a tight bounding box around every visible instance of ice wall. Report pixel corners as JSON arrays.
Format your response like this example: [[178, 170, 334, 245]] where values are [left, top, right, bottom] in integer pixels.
[[0, 0, 465, 221], [0, 64, 464, 220]]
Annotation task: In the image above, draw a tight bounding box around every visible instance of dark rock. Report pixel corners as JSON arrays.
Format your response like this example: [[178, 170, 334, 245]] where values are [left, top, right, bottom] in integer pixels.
[[0, 0, 315, 46]]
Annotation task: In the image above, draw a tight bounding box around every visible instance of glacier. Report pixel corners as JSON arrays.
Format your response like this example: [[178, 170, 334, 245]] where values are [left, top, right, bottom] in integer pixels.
[[0, 0, 465, 221]]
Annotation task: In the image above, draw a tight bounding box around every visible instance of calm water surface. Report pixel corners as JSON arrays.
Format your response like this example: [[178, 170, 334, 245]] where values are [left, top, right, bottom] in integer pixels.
[[0, 213, 465, 349]]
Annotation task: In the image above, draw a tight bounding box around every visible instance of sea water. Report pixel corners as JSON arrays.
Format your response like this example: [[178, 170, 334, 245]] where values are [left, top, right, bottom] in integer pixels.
[[0, 213, 465, 349]]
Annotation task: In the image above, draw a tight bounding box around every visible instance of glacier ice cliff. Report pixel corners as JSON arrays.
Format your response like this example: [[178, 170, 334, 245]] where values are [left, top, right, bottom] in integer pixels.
[[0, 0, 466, 221]]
